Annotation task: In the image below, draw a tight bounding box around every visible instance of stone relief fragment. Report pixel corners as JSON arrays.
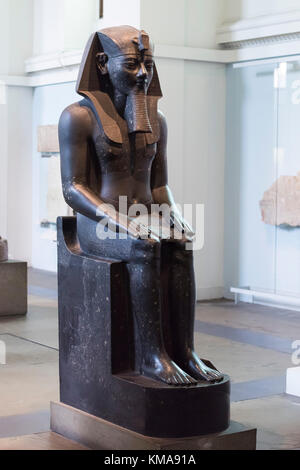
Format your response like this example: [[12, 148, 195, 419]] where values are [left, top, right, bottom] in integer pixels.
[[38, 125, 59, 154], [260, 172, 300, 227]]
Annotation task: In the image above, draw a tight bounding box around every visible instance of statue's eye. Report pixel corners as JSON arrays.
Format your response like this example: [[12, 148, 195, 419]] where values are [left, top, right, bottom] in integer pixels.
[[125, 60, 138, 69]]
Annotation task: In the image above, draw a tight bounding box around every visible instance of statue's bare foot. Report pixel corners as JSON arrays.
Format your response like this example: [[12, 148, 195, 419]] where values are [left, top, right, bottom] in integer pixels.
[[141, 354, 197, 386], [177, 351, 224, 383]]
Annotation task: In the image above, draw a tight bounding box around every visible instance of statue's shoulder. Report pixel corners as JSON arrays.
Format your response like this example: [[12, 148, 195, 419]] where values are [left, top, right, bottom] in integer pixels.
[[59, 101, 93, 139], [157, 109, 166, 124], [157, 109, 167, 138]]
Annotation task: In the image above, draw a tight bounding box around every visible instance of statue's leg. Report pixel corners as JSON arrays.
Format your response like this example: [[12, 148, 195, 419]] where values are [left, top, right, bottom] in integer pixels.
[[128, 239, 197, 386], [162, 240, 224, 383], [76, 214, 196, 386]]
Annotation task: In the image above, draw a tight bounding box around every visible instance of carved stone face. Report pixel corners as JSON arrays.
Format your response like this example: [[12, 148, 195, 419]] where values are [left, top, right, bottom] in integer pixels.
[[97, 52, 154, 96], [76, 26, 162, 139], [94, 27, 156, 134]]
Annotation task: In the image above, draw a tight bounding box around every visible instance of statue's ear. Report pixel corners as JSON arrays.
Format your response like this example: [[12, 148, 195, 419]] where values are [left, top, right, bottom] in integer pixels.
[[96, 52, 108, 74]]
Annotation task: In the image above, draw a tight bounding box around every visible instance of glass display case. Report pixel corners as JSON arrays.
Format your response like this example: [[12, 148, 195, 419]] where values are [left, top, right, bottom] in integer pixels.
[[225, 58, 300, 306]]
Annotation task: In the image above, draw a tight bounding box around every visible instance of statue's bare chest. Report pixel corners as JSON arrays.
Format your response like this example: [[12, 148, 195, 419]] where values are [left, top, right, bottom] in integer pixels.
[[93, 129, 157, 176]]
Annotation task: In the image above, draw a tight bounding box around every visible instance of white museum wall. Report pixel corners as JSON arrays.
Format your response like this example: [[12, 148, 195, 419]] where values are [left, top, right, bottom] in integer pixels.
[[184, 0, 225, 49], [33, 0, 140, 56], [0, 0, 9, 75], [219, 0, 300, 51], [0, 0, 34, 262], [63, 0, 99, 51], [3, 0, 34, 75], [223, 0, 300, 21], [96, 0, 141, 31], [0, 95, 8, 240], [6, 87, 33, 264], [141, 0, 224, 48], [33, 0, 98, 55], [182, 61, 226, 299], [0, 0, 11, 241], [33, 0, 64, 55]]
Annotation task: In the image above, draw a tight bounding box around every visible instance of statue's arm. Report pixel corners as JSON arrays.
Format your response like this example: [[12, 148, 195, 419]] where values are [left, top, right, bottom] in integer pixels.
[[59, 105, 107, 222], [151, 112, 195, 237]]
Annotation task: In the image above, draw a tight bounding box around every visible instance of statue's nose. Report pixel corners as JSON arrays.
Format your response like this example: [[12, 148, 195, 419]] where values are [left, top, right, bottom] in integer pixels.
[[137, 63, 148, 79]]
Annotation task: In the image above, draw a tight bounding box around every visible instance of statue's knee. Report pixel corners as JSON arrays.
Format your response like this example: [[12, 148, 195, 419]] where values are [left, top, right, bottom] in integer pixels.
[[131, 239, 161, 263]]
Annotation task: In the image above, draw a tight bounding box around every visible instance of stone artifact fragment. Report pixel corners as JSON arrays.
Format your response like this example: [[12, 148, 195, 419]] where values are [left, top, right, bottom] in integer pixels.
[[260, 172, 300, 226], [57, 26, 230, 438], [38, 125, 59, 154], [0, 237, 8, 262], [0, 261, 27, 316]]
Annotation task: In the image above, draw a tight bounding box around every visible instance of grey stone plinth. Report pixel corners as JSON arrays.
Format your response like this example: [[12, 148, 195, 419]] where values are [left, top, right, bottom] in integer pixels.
[[51, 401, 257, 451], [0, 260, 27, 316]]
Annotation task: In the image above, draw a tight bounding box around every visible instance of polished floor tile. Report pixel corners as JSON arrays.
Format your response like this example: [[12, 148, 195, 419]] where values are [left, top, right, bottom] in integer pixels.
[[194, 331, 291, 384], [0, 432, 88, 450], [0, 334, 59, 418], [231, 395, 300, 450], [0, 296, 59, 349], [197, 300, 300, 340]]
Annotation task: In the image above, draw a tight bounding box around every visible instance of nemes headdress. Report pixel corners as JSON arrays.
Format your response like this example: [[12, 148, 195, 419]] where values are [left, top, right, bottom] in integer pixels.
[[98, 27, 152, 58], [76, 25, 162, 144]]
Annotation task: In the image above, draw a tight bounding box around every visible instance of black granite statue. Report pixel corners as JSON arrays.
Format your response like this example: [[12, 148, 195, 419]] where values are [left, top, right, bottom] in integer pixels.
[[57, 26, 230, 438]]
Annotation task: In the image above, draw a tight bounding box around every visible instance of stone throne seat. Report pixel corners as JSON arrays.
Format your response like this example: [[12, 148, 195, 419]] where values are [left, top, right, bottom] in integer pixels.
[[57, 216, 230, 438]]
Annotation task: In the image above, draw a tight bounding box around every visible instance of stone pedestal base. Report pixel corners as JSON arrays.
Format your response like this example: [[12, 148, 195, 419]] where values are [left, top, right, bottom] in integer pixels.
[[0, 261, 27, 316], [58, 217, 230, 438], [51, 402, 257, 451]]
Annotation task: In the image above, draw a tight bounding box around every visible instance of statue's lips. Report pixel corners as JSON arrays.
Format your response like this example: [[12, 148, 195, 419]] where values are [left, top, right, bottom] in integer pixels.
[[135, 79, 148, 90], [136, 78, 148, 84]]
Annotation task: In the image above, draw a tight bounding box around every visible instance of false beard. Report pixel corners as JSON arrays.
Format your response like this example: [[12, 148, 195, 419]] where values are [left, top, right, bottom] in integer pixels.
[[124, 88, 153, 134]]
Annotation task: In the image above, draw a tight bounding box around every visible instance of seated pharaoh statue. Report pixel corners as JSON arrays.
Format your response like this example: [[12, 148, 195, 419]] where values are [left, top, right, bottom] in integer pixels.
[[59, 25, 223, 387], [57, 26, 230, 438]]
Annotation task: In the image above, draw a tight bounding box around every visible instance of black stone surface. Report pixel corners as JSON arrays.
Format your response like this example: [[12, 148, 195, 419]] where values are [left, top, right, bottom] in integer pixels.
[[58, 217, 230, 438]]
